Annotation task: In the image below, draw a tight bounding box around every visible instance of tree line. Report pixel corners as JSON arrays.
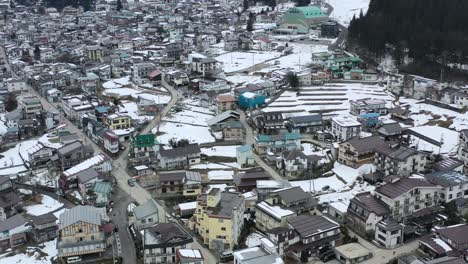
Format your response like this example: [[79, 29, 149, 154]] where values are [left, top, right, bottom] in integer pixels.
[[347, 0, 468, 68]]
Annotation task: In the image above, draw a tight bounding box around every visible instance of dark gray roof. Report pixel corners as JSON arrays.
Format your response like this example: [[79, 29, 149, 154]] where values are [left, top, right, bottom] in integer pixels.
[[375, 178, 438, 199], [5, 108, 22, 121], [378, 123, 403, 136], [346, 136, 391, 153], [57, 141, 83, 156], [0, 191, 21, 208], [288, 215, 339, 238], [419, 236, 453, 256], [145, 223, 192, 248], [378, 146, 419, 161], [352, 192, 390, 216], [0, 176, 10, 186], [425, 170, 468, 187], [275, 186, 310, 204], [289, 114, 322, 124], [159, 144, 201, 159], [76, 168, 100, 183], [377, 217, 402, 232], [159, 171, 186, 182], [30, 212, 58, 226], [0, 214, 28, 232], [208, 192, 244, 218], [437, 224, 468, 245], [282, 149, 307, 161]]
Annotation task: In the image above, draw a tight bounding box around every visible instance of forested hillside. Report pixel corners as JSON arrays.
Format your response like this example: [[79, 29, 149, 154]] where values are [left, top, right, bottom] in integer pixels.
[[347, 0, 468, 73]]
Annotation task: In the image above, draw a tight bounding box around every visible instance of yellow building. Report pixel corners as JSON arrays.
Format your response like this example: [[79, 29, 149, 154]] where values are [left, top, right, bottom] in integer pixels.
[[106, 113, 132, 130], [86, 45, 103, 61], [193, 188, 245, 251]]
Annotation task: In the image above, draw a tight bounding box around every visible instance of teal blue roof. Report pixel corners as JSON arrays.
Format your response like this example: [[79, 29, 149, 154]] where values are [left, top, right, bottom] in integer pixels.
[[237, 145, 252, 153], [291, 6, 326, 18], [93, 181, 112, 194]]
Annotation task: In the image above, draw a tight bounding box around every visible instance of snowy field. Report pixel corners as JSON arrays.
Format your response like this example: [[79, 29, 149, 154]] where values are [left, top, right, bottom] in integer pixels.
[[216, 51, 281, 73], [155, 99, 216, 144], [25, 195, 64, 216], [0, 239, 57, 264], [119, 101, 153, 123], [326, 0, 371, 26], [0, 114, 7, 136], [0, 139, 37, 176], [201, 145, 240, 157], [263, 83, 393, 115], [267, 43, 328, 68]]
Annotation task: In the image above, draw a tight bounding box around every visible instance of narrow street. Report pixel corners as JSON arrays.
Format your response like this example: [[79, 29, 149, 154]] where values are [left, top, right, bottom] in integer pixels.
[[239, 111, 283, 181]]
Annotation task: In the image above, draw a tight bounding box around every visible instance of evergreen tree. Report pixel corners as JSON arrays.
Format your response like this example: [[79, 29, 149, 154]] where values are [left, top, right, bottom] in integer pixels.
[[242, 0, 249, 11], [33, 45, 40, 61], [267, 0, 276, 9], [287, 73, 299, 89], [246, 12, 255, 31], [116, 0, 122, 11]]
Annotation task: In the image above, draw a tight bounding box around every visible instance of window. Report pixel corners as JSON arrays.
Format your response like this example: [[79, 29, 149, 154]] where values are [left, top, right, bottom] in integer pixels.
[[218, 219, 224, 223], [221, 227, 226, 231]]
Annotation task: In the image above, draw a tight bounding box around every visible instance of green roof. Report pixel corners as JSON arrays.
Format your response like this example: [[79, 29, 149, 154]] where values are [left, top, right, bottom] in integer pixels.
[[93, 181, 112, 194], [293, 6, 326, 18], [257, 133, 302, 142], [132, 134, 158, 148]]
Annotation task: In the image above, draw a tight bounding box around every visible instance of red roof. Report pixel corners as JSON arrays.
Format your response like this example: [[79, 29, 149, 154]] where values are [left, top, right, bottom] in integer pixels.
[[216, 94, 236, 103]]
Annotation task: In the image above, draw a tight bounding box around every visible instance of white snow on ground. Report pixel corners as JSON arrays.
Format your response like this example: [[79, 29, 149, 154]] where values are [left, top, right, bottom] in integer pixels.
[[156, 122, 215, 144], [24, 169, 58, 188], [267, 43, 328, 68], [0, 139, 37, 175], [410, 113, 434, 126], [103, 87, 142, 97], [409, 126, 459, 155], [102, 76, 131, 89], [0, 114, 7, 135], [119, 101, 152, 123], [451, 113, 468, 131], [163, 108, 214, 126], [207, 170, 234, 181], [0, 239, 57, 264], [290, 175, 346, 193], [134, 93, 171, 105], [326, 0, 371, 26], [246, 233, 265, 247], [407, 102, 459, 118], [318, 181, 375, 204], [302, 143, 327, 156], [263, 83, 393, 115], [332, 162, 375, 184], [216, 51, 281, 73], [191, 163, 233, 169], [226, 74, 262, 85], [201, 145, 240, 157], [25, 195, 63, 216]]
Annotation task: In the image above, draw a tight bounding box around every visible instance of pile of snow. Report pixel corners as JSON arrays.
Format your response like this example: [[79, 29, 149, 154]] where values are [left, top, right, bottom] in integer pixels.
[[327, 0, 371, 26], [216, 51, 282, 73], [25, 195, 63, 216], [0, 239, 57, 264], [0, 114, 8, 136], [102, 76, 131, 89], [332, 162, 375, 184], [409, 126, 459, 154]]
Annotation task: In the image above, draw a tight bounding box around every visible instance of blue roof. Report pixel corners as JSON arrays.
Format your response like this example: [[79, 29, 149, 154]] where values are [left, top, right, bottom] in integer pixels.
[[257, 133, 302, 142], [237, 145, 252, 153], [95, 106, 109, 113], [360, 113, 380, 118]]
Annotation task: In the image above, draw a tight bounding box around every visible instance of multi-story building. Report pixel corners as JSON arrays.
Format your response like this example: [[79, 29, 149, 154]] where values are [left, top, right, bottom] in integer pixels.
[[106, 113, 132, 130], [350, 98, 388, 115], [457, 129, 468, 166], [133, 200, 160, 231], [57, 206, 108, 259], [17, 95, 43, 119], [158, 144, 201, 170], [338, 136, 390, 168], [213, 94, 236, 114], [375, 145, 429, 176], [86, 45, 104, 61], [374, 178, 442, 221], [158, 171, 202, 198], [425, 170, 468, 203], [233, 246, 284, 264], [286, 114, 323, 134], [255, 133, 302, 155], [56, 141, 94, 170], [133, 62, 156, 84], [331, 115, 361, 142], [194, 188, 245, 251], [347, 192, 390, 238], [129, 134, 160, 165], [142, 223, 193, 264]]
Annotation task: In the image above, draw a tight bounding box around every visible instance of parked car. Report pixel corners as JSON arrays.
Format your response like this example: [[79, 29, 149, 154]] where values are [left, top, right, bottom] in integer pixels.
[[67, 256, 82, 263], [127, 178, 135, 187], [220, 251, 233, 262]]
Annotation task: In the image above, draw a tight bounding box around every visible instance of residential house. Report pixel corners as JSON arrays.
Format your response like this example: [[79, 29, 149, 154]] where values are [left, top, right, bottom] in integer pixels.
[[233, 169, 272, 193], [133, 62, 156, 84], [378, 122, 404, 141], [331, 115, 361, 142], [374, 178, 442, 221], [213, 94, 236, 114], [106, 113, 132, 130], [92, 181, 113, 207], [17, 94, 43, 119], [60, 153, 112, 191], [0, 214, 30, 251], [350, 98, 388, 116], [129, 134, 161, 165], [375, 145, 429, 176], [238, 92, 266, 110], [134, 200, 160, 230], [287, 215, 341, 262], [76, 168, 102, 198], [30, 213, 58, 242], [346, 192, 390, 237], [255, 133, 302, 155], [276, 149, 318, 177], [158, 144, 201, 170], [57, 206, 108, 259], [194, 188, 245, 251], [457, 129, 468, 166], [158, 171, 202, 198], [143, 223, 193, 264], [286, 114, 323, 133], [374, 217, 404, 248], [338, 136, 390, 168], [103, 130, 120, 155], [334, 243, 372, 264], [0, 187, 22, 221], [199, 79, 230, 92]]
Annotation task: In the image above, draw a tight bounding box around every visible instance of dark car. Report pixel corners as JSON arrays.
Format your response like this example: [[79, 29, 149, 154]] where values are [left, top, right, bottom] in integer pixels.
[[321, 251, 336, 262], [127, 178, 135, 187]]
